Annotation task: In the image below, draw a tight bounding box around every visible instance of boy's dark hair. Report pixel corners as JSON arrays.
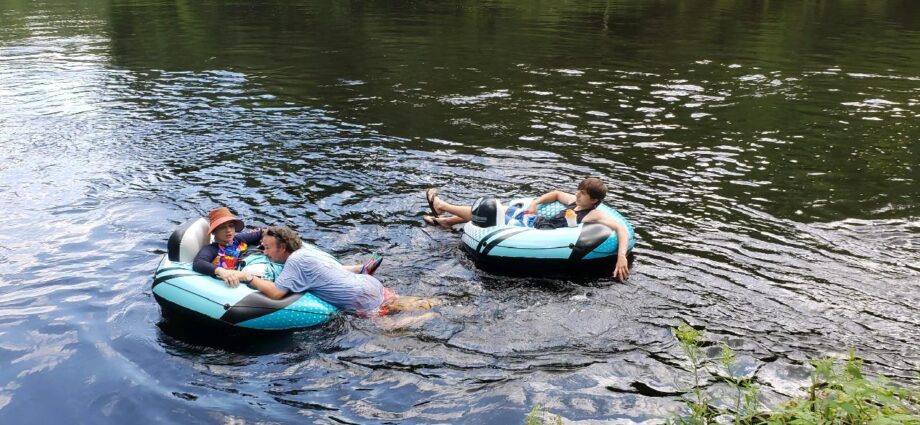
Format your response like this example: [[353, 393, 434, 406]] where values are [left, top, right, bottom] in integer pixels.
[[578, 177, 607, 204], [265, 226, 303, 253]]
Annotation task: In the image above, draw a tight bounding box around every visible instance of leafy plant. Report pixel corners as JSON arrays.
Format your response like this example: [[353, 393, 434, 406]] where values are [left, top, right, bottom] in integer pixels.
[[670, 324, 920, 425], [719, 342, 761, 424], [672, 323, 715, 424], [526, 404, 564, 425], [765, 350, 920, 424]]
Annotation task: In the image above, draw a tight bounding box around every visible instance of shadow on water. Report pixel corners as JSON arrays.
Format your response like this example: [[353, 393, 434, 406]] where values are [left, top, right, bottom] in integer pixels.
[[156, 310, 348, 356], [473, 252, 637, 289]]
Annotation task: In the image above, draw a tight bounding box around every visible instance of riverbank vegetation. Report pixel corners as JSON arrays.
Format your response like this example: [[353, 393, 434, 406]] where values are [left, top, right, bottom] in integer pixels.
[[670, 324, 920, 425], [525, 405, 563, 425], [525, 325, 919, 424]]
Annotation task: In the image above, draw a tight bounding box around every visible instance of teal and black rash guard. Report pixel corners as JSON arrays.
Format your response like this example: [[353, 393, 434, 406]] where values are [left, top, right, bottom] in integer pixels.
[[563, 202, 594, 223], [192, 229, 264, 277]]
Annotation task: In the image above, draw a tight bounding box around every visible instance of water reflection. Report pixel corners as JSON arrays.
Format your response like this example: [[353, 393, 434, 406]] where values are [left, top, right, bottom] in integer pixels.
[[0, 0, 918, 423]]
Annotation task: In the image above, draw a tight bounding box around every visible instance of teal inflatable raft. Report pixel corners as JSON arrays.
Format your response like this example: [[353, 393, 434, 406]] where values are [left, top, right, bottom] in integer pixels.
[[153, 218, 338, 331], [460, 197, 636, 276]]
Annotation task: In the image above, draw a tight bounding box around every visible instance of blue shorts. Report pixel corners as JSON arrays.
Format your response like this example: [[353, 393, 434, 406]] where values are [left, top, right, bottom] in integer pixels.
[[504, 206, 537, 228]]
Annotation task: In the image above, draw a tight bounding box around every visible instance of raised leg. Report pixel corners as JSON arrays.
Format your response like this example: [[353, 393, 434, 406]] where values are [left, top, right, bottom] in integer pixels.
[[432, 196, 473, 222]]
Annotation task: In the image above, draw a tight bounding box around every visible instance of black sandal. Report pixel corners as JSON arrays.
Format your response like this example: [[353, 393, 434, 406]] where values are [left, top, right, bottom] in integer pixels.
[[425, 189, 440, 217]]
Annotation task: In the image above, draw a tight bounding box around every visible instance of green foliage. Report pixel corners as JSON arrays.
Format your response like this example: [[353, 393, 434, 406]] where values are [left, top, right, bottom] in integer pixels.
[[670, 324, 920, 425], [673, 324, 714, 424], [525, 404, 564, 425], [766, 350, 920, 425]]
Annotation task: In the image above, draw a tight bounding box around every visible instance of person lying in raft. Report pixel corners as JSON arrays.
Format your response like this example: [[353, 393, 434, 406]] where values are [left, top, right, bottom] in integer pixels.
[[192, 207, 266, 287], [422, 177, 631, 281], [193, 207, 383, 287], [239, 226, 437, 317]]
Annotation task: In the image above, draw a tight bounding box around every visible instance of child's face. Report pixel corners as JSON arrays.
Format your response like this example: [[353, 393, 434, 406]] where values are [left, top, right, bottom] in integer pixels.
[[574, 189, 598, 209], [213, 221, 237, 245]]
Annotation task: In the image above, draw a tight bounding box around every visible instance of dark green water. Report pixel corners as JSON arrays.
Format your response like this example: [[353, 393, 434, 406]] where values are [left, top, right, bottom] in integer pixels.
[[0, 0, 917, 423]]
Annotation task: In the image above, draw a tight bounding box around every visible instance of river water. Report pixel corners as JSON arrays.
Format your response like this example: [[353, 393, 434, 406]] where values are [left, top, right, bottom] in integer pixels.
[[0, 0, 918, 423]]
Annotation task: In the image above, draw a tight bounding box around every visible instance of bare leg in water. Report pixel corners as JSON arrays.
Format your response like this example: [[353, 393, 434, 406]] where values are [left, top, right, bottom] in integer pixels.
[[375, 312, 439, 330], [342, 264, 362, 273], [373, 296, 442, 330], [389, 295, 440, 313]]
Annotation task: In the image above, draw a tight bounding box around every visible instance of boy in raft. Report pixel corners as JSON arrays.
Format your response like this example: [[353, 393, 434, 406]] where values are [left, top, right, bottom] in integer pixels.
[[239, 226, 437, 317], [422, 177, 631, 281], [192, 207, 266, 287]]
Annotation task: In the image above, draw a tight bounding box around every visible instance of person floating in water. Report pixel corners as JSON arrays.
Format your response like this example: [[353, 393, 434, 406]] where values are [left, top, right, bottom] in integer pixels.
[[193, 207, 383, 286], [422, 177, 631, 281], [240, 226, 438, 317]]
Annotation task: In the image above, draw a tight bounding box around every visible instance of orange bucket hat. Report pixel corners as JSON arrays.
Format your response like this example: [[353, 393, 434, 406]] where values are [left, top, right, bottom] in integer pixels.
[[207, 207, 244, 234]]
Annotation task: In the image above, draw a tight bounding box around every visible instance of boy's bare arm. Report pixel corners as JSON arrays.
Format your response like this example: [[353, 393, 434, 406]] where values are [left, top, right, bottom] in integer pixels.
[[527, 190, 575, 213]]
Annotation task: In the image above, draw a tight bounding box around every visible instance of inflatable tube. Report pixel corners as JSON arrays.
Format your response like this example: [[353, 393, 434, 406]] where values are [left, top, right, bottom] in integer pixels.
[[460, 198, 636, 276], [153, 218, 338, 331]]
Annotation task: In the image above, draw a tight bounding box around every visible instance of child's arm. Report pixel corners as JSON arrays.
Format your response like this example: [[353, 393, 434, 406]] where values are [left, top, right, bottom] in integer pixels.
[[237, 228, 265, 245], [583, 211, 630, 281], [192, 244, 220, 277], [526, 191, 576, 214]]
